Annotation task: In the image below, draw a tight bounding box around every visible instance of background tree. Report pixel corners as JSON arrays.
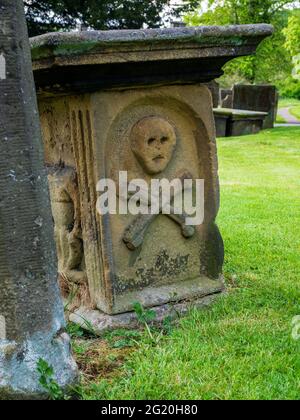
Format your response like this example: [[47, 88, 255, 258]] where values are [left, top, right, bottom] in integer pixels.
[[24, 0, 179, 37], [185, 0, 300, 95], [24, 0, 300, 97], [284, 12, 300, 57], [283, 11, 300, 96]]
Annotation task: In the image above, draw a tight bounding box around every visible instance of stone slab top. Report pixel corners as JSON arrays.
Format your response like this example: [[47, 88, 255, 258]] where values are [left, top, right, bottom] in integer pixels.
[[31, 25, 273, 67], [30, 24, 273, 95], [214, 107, 268, 118]]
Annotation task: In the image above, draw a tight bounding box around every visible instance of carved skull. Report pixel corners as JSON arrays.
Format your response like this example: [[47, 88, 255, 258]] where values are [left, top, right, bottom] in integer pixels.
[[130, 116, 177, 175]]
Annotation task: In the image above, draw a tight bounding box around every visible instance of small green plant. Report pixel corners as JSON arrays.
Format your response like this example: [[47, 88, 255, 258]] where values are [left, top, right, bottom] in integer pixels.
[[68, 316, 98, 338], [72, 341, 88, 356], [133, 302, 156, 324], [162, 315, 174, 335], [105, 329, 141, 349], [133, 302, 157, 342], [167, 292, 181, 319], [37, 359, 65, 400], [81, 318, 98, 337], [67, 322, 85, 339]]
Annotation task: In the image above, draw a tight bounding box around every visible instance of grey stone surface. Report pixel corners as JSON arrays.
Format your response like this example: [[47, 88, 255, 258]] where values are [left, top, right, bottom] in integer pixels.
[[233, 84, 278, 129], [30, 25, 274, 55], [0, 0, 78, 399], [30, 24, 273, 47], [69, 291, 225, 335]]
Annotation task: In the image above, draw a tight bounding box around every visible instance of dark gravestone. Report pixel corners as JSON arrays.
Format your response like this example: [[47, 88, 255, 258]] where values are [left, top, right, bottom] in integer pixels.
[[214, 109, 230, 137], [0, 0, 77, 399], [233, 84, 278, 129]]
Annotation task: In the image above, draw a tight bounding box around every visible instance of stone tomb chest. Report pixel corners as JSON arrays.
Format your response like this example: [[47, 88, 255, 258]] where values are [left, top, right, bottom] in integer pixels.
[[214, 108, 268, 137], [31, 25, 272, 323]]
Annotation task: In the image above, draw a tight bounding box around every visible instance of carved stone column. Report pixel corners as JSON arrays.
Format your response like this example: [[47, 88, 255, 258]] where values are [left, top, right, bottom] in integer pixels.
[[0, 0, 77, 399], [31, 25, 273, 332]]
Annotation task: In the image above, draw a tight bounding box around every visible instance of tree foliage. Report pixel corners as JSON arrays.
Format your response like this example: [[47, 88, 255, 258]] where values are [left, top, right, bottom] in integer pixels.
[[186, 0, 300, 25], [24, 0, 179, 37], [284, 12, 300, 80], [24, 0, 300, 97], [284, 13, 300, 56], [185, 0, 300, 89]]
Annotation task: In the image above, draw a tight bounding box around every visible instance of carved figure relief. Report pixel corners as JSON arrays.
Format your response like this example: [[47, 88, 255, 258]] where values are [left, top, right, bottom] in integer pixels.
[[48, 166, 86, 285]]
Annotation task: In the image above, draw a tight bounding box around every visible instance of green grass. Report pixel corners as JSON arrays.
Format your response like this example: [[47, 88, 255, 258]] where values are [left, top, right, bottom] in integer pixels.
[[276, 114, 287, 124], [77, 128, 300, 400], [290, 106, 300, 121], [278, 98, 300, 109]]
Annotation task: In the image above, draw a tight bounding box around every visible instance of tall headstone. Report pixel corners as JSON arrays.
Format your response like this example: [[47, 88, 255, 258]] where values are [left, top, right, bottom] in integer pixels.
[[0, 0, 77, 399], [233, 84, 278, 129]]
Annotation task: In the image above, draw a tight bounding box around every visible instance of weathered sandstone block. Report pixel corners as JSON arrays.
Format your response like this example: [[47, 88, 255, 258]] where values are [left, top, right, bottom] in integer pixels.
[[30, 25, 273, 325]]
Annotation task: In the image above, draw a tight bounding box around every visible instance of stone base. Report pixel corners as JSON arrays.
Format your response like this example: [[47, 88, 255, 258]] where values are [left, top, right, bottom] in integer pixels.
[[69, 291, 225, 336], [0, 331, 78, 400]]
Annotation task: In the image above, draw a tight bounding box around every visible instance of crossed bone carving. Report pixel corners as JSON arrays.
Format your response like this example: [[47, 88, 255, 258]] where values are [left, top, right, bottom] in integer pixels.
[[123, 172, 196, 251]]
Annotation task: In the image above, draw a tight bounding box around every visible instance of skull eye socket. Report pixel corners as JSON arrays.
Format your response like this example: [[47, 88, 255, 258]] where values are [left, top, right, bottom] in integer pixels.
[[148, 137, 156, 145], [161, 137, 169, 144]]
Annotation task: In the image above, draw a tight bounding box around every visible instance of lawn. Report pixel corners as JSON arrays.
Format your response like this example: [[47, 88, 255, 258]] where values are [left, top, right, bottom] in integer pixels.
[[290, 106, 300, 121], [276, 114, 287, 124], [73, 127, 300, 400], [278, 98, 300, 109]]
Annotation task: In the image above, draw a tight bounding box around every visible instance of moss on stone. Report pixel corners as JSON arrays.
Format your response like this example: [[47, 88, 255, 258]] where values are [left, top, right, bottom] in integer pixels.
[[30, 25, 272, 61]]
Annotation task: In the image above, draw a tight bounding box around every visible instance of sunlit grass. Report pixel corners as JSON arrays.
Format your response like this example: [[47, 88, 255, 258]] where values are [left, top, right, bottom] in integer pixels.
[[77, 127, 300, 400], [290, 106, 300, 121], [278, 98, 300, 109]]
